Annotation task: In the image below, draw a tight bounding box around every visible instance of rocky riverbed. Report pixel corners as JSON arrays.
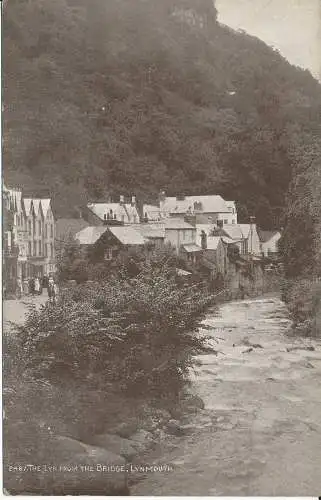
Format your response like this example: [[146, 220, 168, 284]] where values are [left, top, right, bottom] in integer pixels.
[[132, 295, 321, 496]]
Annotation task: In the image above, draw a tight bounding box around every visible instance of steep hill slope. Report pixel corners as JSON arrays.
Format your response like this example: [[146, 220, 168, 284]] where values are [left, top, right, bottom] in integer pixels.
[[3, 0, 321, 227]]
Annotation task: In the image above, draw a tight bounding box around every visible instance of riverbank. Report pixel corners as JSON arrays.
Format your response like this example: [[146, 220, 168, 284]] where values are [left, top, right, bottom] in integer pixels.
[[132, 295, 321, 495], [3, 270, 215, 495]]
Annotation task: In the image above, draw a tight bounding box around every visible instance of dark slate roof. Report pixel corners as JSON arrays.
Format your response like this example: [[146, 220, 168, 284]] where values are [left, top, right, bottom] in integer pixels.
[[56, 218, 89, 242], [259, 230, 279, 243]]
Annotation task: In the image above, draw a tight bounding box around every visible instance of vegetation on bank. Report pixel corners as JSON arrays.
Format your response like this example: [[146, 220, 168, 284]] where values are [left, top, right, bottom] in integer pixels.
[[4, 252, 214, 491], [280, 137, 321, 337]]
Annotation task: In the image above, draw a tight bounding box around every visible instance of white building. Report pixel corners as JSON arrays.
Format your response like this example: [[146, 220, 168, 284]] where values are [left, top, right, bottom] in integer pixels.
[[260, 230, 282, 257], [87, 196, 140, 225], [159, 193, 237, 225]]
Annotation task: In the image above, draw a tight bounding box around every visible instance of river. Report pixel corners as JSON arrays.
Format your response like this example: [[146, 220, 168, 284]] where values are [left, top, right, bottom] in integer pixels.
[[132, 295, 321, 496]]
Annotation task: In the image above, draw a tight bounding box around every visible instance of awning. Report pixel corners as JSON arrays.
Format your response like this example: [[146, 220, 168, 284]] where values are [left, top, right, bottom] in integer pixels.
[[182, 244, 202, 253]]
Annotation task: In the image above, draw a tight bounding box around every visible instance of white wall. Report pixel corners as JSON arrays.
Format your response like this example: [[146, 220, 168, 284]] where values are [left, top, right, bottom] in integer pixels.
[[164, 228, 196, 251], [262, 232, 281, 256]]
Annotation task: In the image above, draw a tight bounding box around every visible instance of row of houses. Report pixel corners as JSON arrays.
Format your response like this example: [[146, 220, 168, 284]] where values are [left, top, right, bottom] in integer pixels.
[[57, 193, 281, 282], [3, 185, 56, 293], [3, 186, 281, 293]]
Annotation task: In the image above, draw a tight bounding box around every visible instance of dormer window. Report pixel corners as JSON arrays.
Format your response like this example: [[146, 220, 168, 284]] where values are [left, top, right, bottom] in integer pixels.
[[194, 201, 203, 211]]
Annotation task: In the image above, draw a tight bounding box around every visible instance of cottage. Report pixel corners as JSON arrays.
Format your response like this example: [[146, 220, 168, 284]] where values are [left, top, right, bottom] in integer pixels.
[[74, 225, 145, 262], [220, 223, 261, 256], [203, 236, 227, 276], [85, 196, 140, 225], [159, 192, 237, 225], [259, 230, 282, 257]]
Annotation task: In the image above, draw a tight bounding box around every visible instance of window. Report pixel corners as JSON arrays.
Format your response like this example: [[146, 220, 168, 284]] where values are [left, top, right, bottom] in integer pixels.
[[38, 241, 42, 256], [182, 230, 186, 241], [28, 242, 31, 255], [45, 244, 47, 257], [104, 248, 113, 261], [45, 224, 47, 238], [33, 243, 36, 256], [232, 220, 235, 224], [38, 221, 41, 235], [224, 219, 228, 225], [28, 220, 31, 236], [50, 225, 54, 238], [33, 219, 36, 236], [50, 243, 53, 258]]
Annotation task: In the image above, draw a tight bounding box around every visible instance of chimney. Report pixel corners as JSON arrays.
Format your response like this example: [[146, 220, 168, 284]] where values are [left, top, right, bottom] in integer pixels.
[[201, 230, 207, 250], [159, 190, 166, 203], [131, 195, 136, 207], [120, 195, 125, 205]]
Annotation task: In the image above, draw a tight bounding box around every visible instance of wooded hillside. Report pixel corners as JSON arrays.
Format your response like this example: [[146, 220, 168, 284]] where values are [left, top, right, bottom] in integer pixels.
[[3, 0, 321, 232]]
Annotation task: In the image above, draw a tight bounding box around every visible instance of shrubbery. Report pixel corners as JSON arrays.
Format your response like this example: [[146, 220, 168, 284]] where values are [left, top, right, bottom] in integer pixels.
[[282, 278, 321, 337], [4, 259, 214, 478]]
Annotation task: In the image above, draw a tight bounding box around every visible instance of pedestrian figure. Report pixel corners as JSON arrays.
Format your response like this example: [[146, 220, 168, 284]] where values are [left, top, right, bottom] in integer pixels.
[[48, 277, 55, 304], [23, 279, 29, 295], [16, 277, 23, 299], [29, 278, 35, 295], [34, 277, 41, 295]]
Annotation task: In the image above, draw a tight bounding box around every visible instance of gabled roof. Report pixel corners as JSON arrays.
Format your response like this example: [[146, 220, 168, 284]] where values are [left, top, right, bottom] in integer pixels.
[[75, 226, 107, 245], [143, 204, 161, 220], [259, 230, 281, 243], [239, 224, 252, 239], [223, 223, 257, 241], [109, 226, 145, 246], [40, 199, 51, 217], [222, 224, 244, 240], [165, 218, 195, 230], [31, 199, 44, 217], [162, 195, 230, 214], [23, 198, 34, 216], [56, 218, 89, 242], [87, 202, 139, 221]]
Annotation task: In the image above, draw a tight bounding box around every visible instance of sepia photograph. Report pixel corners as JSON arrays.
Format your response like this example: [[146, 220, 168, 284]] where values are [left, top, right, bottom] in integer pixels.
[[2, 0, 321, 495]]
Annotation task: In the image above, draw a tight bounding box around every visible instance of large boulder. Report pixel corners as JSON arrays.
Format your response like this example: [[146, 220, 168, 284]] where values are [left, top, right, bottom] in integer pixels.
[[88, 433, 137, 461], [5, 434, 128, 495]]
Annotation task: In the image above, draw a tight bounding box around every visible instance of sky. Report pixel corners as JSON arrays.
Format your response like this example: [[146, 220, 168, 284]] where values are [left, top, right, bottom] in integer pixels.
[[216, 0, 321, 80]]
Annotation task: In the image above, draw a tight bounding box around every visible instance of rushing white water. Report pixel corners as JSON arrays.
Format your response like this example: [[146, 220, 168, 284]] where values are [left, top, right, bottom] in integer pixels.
[[132, 296, 321, 496]]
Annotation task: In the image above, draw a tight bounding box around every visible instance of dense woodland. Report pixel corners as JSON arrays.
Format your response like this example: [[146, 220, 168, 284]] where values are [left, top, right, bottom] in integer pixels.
[[3, 0, 321, 279]]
